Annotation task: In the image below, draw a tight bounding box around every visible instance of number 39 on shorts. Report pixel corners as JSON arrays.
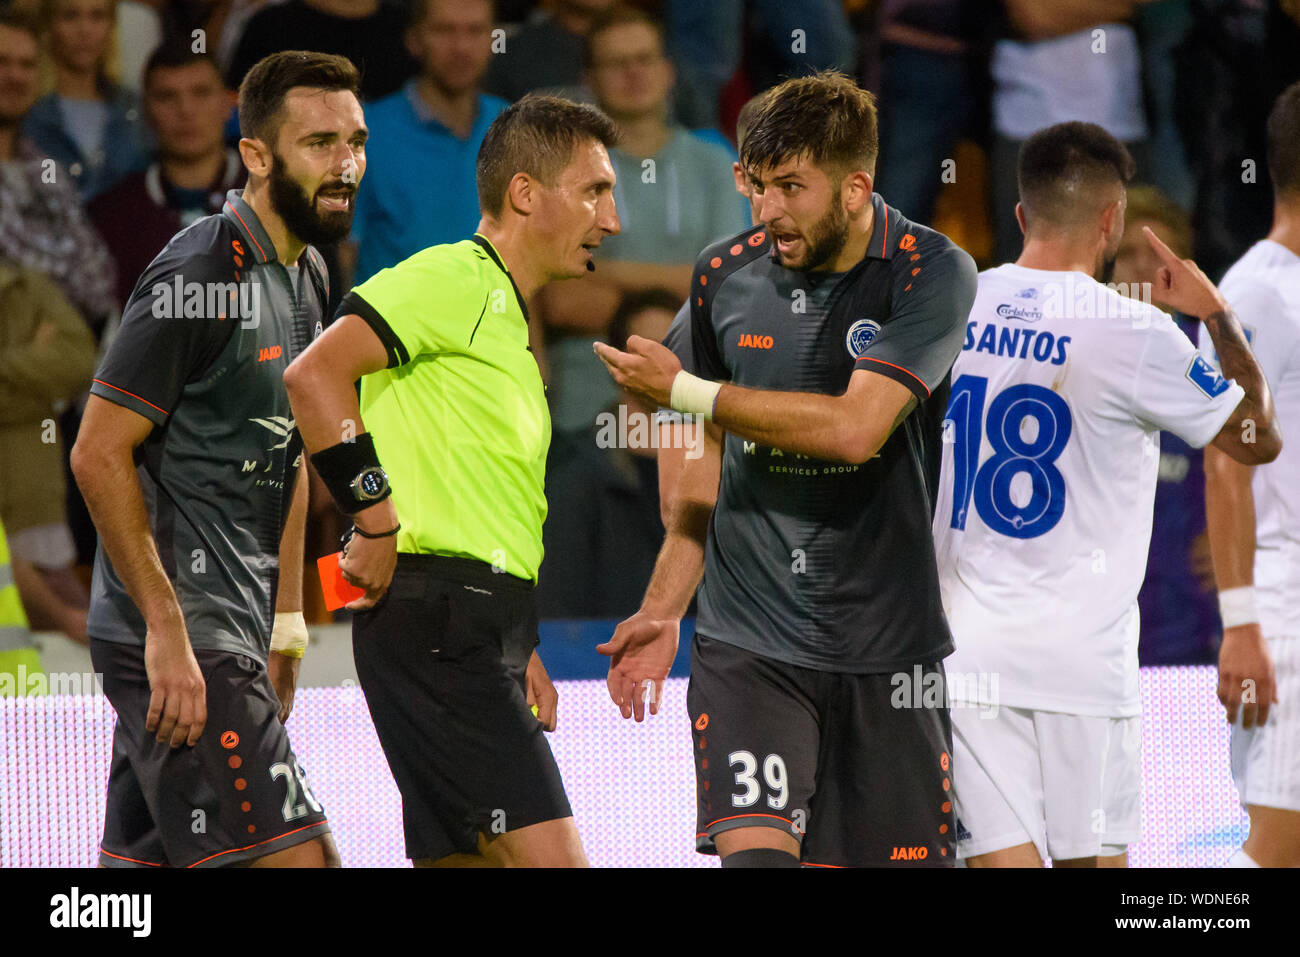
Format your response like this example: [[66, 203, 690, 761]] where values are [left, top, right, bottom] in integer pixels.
[[946, 373, 1073, 539], [729, 750, 789, 810]]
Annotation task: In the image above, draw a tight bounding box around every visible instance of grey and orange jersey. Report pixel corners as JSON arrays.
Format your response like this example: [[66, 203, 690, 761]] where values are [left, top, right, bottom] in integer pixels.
[[86, 190, 329, 659], [674, 191, 977, 673]]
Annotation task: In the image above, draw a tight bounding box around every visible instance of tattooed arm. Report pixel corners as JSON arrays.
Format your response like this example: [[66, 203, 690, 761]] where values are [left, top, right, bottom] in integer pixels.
[[1143, 227, 1281, 464]]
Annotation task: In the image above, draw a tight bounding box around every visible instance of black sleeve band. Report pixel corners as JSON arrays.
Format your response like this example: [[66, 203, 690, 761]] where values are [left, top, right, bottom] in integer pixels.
[[310, 432, 391, 514], [336, 291, 409, 368]]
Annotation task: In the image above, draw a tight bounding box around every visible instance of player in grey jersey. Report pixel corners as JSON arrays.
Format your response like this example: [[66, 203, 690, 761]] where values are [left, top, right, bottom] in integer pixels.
[[596, 72, 976, 867], [71, 52, 366, 868]]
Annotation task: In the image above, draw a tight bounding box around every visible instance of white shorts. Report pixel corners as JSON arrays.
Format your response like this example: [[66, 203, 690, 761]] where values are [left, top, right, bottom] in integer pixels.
[[1230, 636, 1300, 813], [952, 705, 1141, 862]]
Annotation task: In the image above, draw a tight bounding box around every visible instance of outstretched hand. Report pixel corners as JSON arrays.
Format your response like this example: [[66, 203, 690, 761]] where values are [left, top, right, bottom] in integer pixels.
[[593, 336, 682, 408], [596, 610, 680, 721]]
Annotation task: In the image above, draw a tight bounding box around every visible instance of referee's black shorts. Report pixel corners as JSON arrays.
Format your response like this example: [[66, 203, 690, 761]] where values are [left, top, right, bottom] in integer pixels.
[[352, 554, 572, 861], [688, 634, 955, 867]]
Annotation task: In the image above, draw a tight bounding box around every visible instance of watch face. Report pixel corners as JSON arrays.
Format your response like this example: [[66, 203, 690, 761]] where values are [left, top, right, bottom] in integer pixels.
[[356, 468, 387, 500]]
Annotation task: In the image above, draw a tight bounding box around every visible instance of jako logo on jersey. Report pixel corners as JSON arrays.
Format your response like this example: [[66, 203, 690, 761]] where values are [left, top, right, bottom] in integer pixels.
[[1186, 355, 1230, 398], [738, 333, 774, 349], [899, 234, 916, 252], [846, 319, 882, 358], [257, 345, 282, 362], [889, 846, 928, 860]]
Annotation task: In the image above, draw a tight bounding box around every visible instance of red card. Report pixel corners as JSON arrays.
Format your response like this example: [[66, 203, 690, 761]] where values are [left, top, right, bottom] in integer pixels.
[[317, 551, 366, 610]]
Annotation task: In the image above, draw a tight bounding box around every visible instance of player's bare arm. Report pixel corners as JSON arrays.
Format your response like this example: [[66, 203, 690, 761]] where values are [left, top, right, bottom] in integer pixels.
[[283, 313, 398, 609], [598, 421, 721, 720], [71, 397, 207, 748], [1144, 227, 1282, 464], [657, 416, 711, 527], [1204, 444, 1277, 728], [269, 467, 310, 722], [595, 336, 917, 463]]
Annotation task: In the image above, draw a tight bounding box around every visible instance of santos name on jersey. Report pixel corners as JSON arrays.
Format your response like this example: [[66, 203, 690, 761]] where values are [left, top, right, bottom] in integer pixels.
[[933, 264, 1244, 717]]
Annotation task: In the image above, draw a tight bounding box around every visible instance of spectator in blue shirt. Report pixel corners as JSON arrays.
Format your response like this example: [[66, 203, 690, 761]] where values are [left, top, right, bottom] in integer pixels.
[[349, 0, 506, 283], [24, 0, 150, 200]]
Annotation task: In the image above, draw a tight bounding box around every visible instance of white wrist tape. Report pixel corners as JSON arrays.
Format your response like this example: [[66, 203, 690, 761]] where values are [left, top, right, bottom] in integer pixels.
[[1218, 586, 1259, 629], [270, 611, 309, 658], [669, 371, 721, 419]]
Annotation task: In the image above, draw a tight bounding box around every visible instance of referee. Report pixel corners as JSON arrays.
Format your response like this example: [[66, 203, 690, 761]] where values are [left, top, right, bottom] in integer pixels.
[[284, 95, 620, 868]]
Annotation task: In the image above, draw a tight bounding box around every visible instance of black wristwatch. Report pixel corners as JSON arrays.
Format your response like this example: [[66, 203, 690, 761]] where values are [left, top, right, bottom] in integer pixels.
[[350, 466, 390, 503]]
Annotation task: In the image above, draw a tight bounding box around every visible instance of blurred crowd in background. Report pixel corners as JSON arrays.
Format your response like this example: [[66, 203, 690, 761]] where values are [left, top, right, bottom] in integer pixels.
[[2, 0, 1298, 668]]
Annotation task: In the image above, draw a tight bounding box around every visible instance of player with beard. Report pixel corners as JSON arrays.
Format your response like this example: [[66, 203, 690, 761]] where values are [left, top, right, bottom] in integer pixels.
[[927, 122, 1280, 868], [594, 72, 978, 867], [70, 51, 366, 868]]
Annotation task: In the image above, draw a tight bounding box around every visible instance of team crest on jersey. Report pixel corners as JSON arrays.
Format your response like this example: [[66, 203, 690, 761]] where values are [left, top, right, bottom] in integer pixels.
[[846, 319, 882, 358], [1186, 355, 1230, 398]]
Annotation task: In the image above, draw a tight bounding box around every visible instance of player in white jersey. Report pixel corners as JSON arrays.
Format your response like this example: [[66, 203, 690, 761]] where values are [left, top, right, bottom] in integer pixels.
[[933, 122, 1282, 867], [1202, 81, 1300, 869]]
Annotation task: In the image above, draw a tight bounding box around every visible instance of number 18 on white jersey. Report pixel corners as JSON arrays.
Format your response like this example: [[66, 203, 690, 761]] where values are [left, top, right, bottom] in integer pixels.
[[933, 264, 1243, 717]]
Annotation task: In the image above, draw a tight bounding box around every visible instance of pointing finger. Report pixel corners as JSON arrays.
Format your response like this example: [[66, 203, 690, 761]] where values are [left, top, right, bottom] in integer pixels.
[[1142, 226, 1181, 267], [592, 341, 625, 366]]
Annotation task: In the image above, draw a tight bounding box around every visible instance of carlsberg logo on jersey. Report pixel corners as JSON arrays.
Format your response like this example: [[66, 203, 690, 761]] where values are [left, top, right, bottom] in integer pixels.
[[49, 887, 151, 937]]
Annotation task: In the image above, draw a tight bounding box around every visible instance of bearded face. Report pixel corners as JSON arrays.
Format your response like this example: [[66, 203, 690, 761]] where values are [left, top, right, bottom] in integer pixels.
[[267, 149, 358, 247]]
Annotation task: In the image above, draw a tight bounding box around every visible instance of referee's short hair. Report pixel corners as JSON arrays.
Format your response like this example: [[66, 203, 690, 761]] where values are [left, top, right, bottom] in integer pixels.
[[739, 71, 878, 182], [238, 51, 361, 144], [1267, 80, 1300, 199], [476, 94, 619, 219], [1018, 122, 1136, 231]]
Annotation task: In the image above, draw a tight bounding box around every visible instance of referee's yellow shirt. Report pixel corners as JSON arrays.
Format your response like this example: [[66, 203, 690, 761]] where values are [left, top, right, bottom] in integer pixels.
[[338, 234, 549, 582]]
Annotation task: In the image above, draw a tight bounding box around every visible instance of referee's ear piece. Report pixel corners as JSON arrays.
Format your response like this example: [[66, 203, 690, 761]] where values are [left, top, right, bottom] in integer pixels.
[[586, 259, 595, 272]]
